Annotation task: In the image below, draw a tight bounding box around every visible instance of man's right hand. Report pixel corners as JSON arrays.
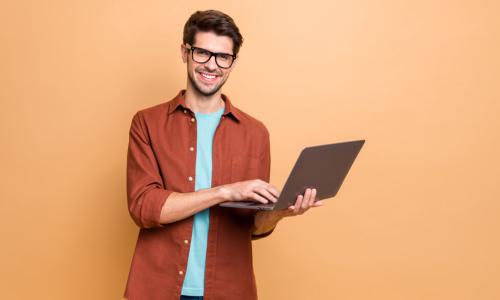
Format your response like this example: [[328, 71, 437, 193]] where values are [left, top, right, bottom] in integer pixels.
[[218, 179, 279, 204]]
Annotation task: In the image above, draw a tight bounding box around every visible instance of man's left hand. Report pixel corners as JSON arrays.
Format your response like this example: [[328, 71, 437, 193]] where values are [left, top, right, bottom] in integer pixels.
[[279, 187, 324, 218], [252, 188, 324, 236]]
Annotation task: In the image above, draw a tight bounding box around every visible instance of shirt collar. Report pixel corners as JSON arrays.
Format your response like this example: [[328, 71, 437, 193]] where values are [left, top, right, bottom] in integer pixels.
[[167, 90, 241, 122]]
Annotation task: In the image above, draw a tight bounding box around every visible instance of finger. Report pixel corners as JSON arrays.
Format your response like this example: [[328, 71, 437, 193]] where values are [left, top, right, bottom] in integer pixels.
[[257, 181, 280, 199], [301, 188, 312, 210], [250, 192, 269, 204], [307, 188, 317, 207], [268, 184, 280, 198], [255, 187, 278, 203], [313, 200, 324, 207], [294, 195, 303, 214], [288, 194, 302, 212]]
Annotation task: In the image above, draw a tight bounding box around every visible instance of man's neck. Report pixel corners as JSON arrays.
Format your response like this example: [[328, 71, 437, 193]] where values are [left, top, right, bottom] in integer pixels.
[[184, 87, 225, 114]]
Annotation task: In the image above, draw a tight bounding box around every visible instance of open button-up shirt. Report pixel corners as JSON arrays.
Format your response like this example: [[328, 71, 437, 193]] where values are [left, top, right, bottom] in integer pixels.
[[124, 90, 272, 300]]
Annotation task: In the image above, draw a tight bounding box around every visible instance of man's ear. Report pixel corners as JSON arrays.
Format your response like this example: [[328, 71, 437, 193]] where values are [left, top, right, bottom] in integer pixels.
[[181, 44, 187, 63]]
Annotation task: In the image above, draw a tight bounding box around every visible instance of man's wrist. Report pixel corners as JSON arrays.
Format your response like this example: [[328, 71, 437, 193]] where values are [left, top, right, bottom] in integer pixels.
[[254, 210, 283, 233], [262, 209, 289, 221], [214, 185, 231, 204]]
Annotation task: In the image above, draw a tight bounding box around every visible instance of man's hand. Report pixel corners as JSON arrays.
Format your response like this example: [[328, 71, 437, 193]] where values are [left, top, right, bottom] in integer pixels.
[[282, 188, 324, 217], [252, 188, 324, 236], [218, 179, 280, 204]]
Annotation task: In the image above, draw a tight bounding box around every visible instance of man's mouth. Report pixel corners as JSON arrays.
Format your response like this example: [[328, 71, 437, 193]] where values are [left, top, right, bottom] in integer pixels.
[[197, 71, 220, 83]]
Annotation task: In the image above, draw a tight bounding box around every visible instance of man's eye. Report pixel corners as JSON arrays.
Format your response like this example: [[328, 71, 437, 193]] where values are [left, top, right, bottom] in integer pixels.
[[196, 49, 210, 57], [218, 54, 231, 61]]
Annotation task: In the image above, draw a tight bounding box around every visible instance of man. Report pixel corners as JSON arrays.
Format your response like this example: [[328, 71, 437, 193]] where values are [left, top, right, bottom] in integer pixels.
[[124, 10, 323, 300]]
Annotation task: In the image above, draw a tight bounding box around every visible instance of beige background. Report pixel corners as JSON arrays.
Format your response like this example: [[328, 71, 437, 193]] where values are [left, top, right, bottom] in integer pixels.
[[1, 0, 499, 299]]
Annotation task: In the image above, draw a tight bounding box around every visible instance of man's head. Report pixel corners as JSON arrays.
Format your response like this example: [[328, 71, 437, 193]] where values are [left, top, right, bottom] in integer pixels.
[[181, 10, 243, 97]]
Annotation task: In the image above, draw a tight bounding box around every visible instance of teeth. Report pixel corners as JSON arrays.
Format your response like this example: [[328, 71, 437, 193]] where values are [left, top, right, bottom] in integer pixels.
[[201, 73, 216, 79]]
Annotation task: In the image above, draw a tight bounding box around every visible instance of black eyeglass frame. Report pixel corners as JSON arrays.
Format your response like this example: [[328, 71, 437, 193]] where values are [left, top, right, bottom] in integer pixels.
[[185, 44, 237, 69]]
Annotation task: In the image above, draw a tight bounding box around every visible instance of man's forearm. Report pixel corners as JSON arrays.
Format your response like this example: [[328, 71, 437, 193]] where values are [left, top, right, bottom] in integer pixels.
[[159, 180, 279, 226], [159, 186, 228, 224], [253, 211, 284, 236]]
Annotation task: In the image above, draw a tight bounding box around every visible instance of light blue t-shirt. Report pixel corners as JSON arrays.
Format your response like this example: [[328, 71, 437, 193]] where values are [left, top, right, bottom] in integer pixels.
[[181, 107, 224, 296]]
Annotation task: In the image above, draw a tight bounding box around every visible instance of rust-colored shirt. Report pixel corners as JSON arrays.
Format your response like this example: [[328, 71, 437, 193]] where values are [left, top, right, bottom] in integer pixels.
[[124, 90, 272, 300]]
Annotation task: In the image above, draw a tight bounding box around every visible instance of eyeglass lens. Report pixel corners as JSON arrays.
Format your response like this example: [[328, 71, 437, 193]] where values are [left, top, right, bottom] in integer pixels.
[[192, 47, 234, 68]]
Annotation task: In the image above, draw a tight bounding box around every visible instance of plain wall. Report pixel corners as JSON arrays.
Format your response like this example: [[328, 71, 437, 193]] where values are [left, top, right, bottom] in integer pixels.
[[1, 0, 499, 299]]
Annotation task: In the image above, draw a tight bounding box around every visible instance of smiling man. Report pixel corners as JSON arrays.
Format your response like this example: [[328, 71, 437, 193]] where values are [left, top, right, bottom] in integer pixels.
[[124, 10, 322, 300]]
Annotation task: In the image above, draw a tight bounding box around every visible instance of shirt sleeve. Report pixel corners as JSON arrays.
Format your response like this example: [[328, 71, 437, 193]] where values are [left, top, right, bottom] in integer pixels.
[[126, 111, 173, 229], [251, 125, 275, 240]]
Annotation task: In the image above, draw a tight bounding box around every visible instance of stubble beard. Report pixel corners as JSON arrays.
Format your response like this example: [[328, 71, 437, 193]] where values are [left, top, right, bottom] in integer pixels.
[[187, 69, 227, 97]]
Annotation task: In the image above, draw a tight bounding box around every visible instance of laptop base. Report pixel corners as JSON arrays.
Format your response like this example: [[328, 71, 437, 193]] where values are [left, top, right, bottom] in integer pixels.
[[219, 201, 275, 210]]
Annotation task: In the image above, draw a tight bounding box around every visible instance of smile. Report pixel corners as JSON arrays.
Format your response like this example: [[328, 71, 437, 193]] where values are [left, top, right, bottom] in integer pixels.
[[198, 71, 219, 83]]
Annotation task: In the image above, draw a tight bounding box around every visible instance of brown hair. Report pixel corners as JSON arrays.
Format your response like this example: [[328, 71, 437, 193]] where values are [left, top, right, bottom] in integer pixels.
[[183, 10, 243, 55]]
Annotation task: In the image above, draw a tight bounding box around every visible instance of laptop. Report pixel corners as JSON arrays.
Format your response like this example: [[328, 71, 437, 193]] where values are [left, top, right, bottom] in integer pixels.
[[219, 140, 365, 211]]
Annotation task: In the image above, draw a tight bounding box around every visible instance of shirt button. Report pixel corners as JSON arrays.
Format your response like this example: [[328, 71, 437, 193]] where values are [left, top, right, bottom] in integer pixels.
[[184, 239, 189, 244], [191, 118, 195, 123], [188, 176, 193, 182], [183, 109, 187, 114], [189, 147, 194, 152], [179, 270, 184, 275]]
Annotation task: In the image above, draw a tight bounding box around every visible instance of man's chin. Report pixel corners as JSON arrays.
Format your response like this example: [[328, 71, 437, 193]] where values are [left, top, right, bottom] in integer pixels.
[[188, 72, 223, 97], [194, 83, 221, 97]]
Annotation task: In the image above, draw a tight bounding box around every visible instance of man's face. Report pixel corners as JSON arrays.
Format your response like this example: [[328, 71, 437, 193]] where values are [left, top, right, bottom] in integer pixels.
[[181, 31, 237, 97]]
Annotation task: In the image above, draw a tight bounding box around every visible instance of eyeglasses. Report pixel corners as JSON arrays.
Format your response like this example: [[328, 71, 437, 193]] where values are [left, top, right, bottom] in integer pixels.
[[185, 44, 236, 69]]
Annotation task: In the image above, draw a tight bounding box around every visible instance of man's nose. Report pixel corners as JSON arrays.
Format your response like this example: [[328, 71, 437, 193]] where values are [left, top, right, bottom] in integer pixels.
[[204, 55, 218, 70]]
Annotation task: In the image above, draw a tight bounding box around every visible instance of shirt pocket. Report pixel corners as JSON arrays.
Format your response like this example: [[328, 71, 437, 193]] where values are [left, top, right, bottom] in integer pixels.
[[230, 155, 263, 182]]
